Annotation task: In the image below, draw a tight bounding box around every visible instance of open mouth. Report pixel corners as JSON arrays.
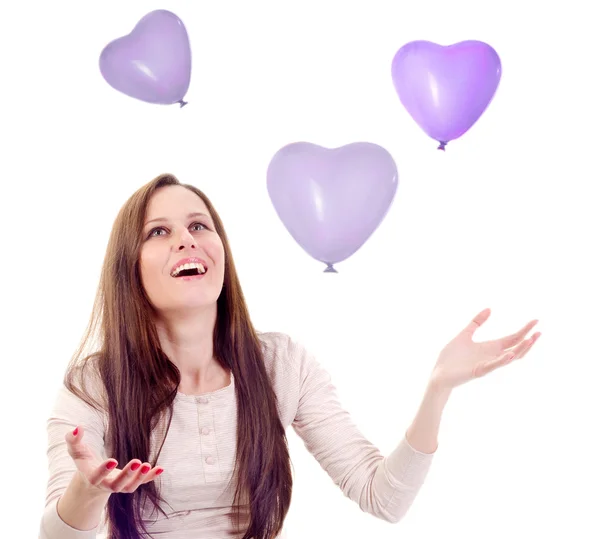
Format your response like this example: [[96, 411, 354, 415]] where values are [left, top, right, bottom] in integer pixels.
[[171, 262, 207, 278]]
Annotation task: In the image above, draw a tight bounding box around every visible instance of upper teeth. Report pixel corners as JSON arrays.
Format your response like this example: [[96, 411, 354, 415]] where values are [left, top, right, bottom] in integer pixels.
[[172, 262, 206, 277]]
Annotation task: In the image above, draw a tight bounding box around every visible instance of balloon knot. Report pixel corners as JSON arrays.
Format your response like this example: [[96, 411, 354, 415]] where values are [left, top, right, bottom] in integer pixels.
[[324, 263, 338, 273], [437, 141, 447, 151], [178, 100, 188, 108]]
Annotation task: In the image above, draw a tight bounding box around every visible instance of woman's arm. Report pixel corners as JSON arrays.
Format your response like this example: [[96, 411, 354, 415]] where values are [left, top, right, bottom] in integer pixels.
[[39, 383, 109, 539], [54, 473, 111, 534], [405, 380, 452, 454], [288, 336, 436, 524]]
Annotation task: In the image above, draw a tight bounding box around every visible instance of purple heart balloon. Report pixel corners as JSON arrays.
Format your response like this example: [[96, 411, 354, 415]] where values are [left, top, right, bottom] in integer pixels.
[[391, 40, 502, 149], [267, 142, 398, 272], [99, 10, 191, 107]]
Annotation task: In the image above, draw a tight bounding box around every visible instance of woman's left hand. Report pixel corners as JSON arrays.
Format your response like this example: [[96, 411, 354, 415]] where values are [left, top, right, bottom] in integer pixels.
[[431, 308, 541, 390]]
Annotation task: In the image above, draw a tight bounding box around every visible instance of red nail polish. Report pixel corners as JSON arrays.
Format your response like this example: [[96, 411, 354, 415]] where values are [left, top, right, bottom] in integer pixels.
[[141, 465, 150, 474], [156, 468, 164, 475], [106, 461, 117, 470], [72, 427, 78, 436], [131, 462, 141, 471]]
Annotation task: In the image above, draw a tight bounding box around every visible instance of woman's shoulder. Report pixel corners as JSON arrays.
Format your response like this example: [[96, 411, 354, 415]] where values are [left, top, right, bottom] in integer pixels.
[[255, 331, 307, 424], [60, 356, 109, 414], [256, 331, 307, 371], [256, 330, 291, 349]]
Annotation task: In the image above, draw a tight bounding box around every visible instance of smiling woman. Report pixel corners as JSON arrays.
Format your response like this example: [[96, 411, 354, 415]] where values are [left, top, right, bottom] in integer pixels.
[[38, 173, 438, 539], [139, 186, 226, 314]]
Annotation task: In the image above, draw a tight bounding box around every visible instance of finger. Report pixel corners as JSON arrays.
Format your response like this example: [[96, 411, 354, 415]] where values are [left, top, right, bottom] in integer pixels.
[[495, 319, 539, 348], [65, 426, 89, 460], [508, 335, 534, 358], [87, 459, 119, 486], [120, 463, 145, 493], [106, 460, 143, 492], [462, 308, 492, 338], [514, 332, 541, 359], [122, 464, 164, 493], [65, 425, 82, 445], [508, 330, 541, 356], [472, 350, 516, 378], [141, 466, 164, 483]]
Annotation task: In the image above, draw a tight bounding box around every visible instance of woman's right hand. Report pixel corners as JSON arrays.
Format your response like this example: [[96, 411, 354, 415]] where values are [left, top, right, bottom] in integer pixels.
[[65, 425, 164, 494]]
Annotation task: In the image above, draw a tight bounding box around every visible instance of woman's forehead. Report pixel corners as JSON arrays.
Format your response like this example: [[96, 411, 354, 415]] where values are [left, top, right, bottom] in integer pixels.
[[146, 185, 209, 219]]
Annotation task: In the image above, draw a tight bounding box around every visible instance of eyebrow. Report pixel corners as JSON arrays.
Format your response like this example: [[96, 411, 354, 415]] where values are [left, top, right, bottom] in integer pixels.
[[144, 212, 211, 227]]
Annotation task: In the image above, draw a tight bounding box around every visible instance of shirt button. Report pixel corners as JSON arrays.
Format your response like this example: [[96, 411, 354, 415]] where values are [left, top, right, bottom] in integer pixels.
[[198, 396, 209, 404], [206, 456, 215, 465], [201, 427, 210, 435]]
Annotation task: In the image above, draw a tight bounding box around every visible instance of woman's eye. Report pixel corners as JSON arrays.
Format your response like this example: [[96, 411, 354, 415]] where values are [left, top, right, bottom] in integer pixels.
[[147, 223, 206, 238], [149, 227, 167, 237]]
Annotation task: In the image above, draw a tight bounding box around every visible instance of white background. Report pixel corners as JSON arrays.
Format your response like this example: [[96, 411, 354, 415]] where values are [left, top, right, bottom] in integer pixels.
[[1, 1, 598, 537]]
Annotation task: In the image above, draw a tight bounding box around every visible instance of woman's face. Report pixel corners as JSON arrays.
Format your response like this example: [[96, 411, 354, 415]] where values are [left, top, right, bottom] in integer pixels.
[[139, 185, 225, 314]]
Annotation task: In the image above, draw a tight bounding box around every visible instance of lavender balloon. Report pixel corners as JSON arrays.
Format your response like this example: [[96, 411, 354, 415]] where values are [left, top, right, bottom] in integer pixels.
[[99, 10, 191, 107], [267, 142, 398, 272], [391, 40, 502, 150]]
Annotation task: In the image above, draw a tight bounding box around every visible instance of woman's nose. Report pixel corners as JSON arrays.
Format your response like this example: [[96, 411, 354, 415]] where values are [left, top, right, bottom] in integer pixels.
[[175, 229, 197, 250]]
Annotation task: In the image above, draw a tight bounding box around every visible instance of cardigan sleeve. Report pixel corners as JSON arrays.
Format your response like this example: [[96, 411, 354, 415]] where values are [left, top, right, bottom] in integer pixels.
[[39, 372, 109, 539], [289, 335, 435, 523]]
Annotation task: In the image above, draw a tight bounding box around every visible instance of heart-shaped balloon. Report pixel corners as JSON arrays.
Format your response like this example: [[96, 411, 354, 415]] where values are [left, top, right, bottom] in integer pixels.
[[391, 40, 502, 149], [99, 10, 191, 107], [267, 142, 398, 272]]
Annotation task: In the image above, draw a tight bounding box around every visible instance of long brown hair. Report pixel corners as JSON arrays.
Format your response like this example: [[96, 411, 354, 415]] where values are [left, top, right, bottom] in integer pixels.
[[64, 174, 292, 539]]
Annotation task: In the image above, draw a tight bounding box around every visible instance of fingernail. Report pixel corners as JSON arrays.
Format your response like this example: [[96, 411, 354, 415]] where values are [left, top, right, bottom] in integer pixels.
[[72, 427, 78, 437], [106, 461, 117, 470], [141, 465, 150, 474], [156, 468, 164, 475], [131, 462, 141, 471]]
